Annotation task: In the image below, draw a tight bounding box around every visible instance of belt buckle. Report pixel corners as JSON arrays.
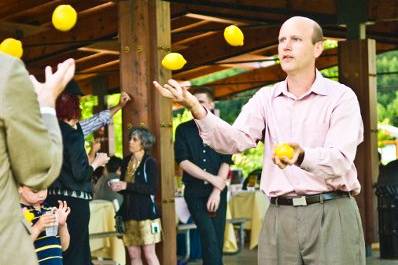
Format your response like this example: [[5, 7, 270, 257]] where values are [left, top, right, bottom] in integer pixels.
[[292, 196, 307, 206]]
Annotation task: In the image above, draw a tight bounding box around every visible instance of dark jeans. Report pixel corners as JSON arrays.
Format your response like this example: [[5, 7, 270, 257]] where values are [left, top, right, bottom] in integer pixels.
[[46, 195, 92, 265], [184, 190, 227, 265]]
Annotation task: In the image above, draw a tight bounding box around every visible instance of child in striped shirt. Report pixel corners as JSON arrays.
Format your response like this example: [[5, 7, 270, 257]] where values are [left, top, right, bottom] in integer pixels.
[[20, 186, 70, 265]]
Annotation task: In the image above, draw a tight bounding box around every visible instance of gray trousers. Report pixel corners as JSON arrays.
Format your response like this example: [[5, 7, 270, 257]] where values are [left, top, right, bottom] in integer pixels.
[[258, 196, 365, 265]]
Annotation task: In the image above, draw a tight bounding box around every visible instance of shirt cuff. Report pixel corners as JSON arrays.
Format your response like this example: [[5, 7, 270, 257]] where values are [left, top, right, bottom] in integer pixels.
[[40, 107, 56, 116], [299, 148, 317, 172], [194, 109, 219, 138]]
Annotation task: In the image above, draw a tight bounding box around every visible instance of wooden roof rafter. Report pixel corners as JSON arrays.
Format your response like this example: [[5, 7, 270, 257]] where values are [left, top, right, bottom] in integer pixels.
[[0, 0, 396, 97]]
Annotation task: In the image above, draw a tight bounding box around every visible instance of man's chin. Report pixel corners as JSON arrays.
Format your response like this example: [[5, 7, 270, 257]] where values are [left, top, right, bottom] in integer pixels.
[[281, 65, 294, 74]]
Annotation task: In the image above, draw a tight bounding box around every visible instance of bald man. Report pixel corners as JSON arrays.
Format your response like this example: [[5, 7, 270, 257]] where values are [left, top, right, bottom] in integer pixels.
[[154, 16, 365, 265]]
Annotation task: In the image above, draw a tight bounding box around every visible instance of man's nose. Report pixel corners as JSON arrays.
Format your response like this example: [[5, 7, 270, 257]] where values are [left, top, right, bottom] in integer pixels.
[[283, 40, 292, 50]]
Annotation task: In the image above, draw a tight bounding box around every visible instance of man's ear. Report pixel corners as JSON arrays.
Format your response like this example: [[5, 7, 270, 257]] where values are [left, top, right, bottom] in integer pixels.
[[314, 41, 324, 58], [210, 101, 215, 110]]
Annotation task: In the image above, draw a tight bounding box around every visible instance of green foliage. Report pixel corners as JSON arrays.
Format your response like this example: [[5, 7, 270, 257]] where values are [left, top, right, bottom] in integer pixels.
[[172, 108, 192, 140], [377, 50, 398, 113], [321, 66, 338, 80], [107, 94, 123, 157], [80, 95, 97, 149], [80, 94, 123, 158], [232, 142, 264, 177], [216, 89, 258, 124], [323, 39, 338, 49]]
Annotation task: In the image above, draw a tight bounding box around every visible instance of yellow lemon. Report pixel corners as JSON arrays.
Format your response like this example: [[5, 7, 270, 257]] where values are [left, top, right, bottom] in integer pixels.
[[161, 52, 187, 70], [224, 25, 244, 46], [23, 209, 35, 223], [274, 143, 294, 160], [52, 5, 78, 32], [0, 38, 23, 59]]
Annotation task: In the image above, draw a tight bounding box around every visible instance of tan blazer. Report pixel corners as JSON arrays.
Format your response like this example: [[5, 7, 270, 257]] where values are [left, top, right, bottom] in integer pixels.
[[0, 54, 63, 265]]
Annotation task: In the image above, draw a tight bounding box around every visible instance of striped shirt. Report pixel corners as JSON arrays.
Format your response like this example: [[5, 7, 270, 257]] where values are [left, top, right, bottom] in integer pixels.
[[21, 204, 63, 265], [80, 110, 111, 137]]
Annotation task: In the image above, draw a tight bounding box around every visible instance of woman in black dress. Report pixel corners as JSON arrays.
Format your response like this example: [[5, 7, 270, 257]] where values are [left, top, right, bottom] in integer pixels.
[[46, 80, 130, 265], [111, 127, 161, 265]]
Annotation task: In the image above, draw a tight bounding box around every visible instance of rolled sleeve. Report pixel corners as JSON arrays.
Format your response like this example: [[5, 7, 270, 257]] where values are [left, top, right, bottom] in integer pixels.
[[194, 91, 266, 155], [80, 110, 111, 137], [40, 107, 56, 116]]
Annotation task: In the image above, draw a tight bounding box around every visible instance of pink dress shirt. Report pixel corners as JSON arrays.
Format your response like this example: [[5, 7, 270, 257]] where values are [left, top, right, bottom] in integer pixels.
[[195, 70, 364, 197]]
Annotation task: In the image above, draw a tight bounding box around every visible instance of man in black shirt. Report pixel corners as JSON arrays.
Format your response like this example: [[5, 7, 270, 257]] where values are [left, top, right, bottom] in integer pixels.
[[175, 87, 232, 265]]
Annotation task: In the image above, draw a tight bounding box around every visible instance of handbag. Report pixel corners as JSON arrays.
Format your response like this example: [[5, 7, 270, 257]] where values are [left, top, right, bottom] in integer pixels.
[[115, 214, 125, 234]]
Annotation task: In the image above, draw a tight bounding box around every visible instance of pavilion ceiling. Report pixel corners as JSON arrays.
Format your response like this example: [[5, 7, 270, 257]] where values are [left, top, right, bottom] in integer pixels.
[[0, 0, 397, 99]]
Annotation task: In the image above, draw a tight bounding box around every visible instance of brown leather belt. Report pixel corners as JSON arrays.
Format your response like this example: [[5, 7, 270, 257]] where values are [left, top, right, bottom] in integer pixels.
[[270, 191, 351, 207]]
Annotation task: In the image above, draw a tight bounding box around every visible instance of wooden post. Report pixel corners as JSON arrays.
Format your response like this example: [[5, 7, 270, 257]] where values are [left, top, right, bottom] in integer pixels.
[[338, 39, 377, 247], [91, 75, 110, 154], [119, 1, 175, 264]]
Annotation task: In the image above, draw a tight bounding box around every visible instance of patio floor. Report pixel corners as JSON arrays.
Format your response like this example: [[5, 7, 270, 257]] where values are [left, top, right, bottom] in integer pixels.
[[187, 248, 398, 265]]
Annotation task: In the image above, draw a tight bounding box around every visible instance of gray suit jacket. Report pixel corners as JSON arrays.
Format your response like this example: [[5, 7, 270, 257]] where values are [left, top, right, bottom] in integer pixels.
[[0, 54, 63, 265]]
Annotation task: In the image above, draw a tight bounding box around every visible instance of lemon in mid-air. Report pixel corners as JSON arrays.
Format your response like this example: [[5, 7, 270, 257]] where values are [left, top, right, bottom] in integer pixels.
[[274, 143, 294, 160], [52, 5, 78, 32], [224, 25, 244, 46], [161, 52, 187, 70], [0, 38, 23, 59]]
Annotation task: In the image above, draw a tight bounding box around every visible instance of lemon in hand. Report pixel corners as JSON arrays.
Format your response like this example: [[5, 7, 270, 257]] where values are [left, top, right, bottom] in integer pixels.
[[274, 143, 294, 160], [224, 25, 244, 46], [0, 38, 23, 59], [52, 5, 78, 32], [161, 52, 187, 70]]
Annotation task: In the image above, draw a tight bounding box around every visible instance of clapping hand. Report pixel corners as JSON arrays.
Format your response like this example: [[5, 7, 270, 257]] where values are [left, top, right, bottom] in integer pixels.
[[56, 200, 71, 227], [30, 58, 75, 108]]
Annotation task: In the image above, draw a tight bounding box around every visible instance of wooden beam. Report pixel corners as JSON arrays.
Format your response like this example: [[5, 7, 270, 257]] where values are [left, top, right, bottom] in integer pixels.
[[169, 0, 338, 24], [118, 2, 175, 265], [185, 13, 251, 24], [177, 25, 280, 71], [0, 0, 52, 20], [78, 71, 120, 95], [76, 53, 119, 71], [171, 16, 202, 32], [152, 3, 176, 264], [22, 3, 117, 63], [208, 47, 336, 98], [210, 43, 397, 99], [82, 40, 120, 53], [367, 21, 398, 44], [27, 50, 94, 80], [5, 1, 110, 26], [172, 21, 224, 44], [74, 41, 397, 98], [0, 21, 45, 37], [369, 0, 398, 22], [170, 2, 398, 44], [174, 65, 230, 80], [338, 39, 377, 247]]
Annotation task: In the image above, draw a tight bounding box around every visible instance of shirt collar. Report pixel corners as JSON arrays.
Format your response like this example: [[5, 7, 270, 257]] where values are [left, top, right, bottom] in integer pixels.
[[273, 69, 328, 98]]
